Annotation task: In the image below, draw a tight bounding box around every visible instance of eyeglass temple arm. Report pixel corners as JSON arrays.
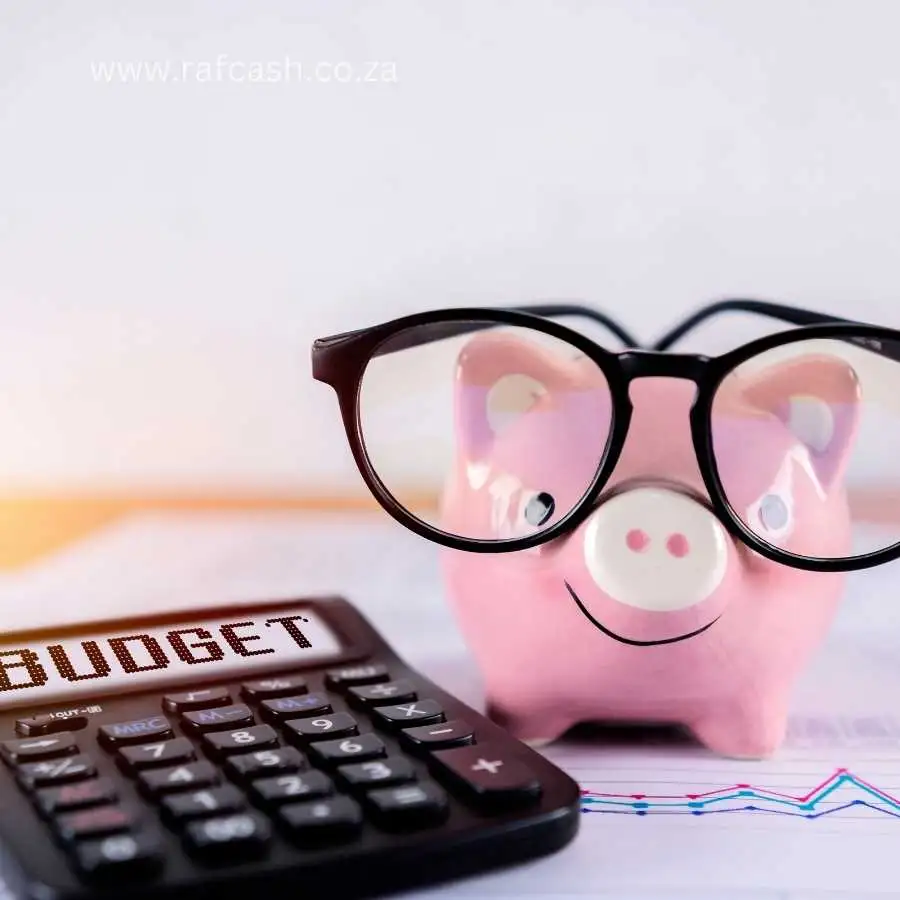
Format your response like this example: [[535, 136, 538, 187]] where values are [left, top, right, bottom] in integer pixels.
[[353, 304, 640, 358], [650, 298, 898, 355], [511, 304, 640, 346]]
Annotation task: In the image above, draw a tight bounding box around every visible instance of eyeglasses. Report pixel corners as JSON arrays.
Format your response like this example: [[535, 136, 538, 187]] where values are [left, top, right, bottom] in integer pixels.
[[311, 298, 900, 572]]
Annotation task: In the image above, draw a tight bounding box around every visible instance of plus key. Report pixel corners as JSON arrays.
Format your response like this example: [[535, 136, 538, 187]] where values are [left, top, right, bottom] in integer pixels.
[[429, 743, 542, 807]]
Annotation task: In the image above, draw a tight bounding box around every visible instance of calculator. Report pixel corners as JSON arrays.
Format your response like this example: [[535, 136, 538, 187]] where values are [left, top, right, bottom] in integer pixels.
[[0, 596, 581, 899]]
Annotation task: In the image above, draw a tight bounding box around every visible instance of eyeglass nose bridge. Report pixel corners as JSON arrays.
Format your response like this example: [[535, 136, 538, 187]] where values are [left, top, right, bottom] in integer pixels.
[[618, 349, 711, 383]]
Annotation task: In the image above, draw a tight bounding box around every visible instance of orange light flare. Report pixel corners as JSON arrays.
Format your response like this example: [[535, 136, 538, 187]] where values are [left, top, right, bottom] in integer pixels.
[[0, 491, 440, 570]]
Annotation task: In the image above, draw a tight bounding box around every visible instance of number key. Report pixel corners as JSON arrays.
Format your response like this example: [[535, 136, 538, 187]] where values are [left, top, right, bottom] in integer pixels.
[[139, 761, 219, 797], [225, 747, 306, 782], [338, 757, 416, 790], [203, 725, 279, 758], [307, 733, 386, 766], [250, 771, 333, 806], [184, 812, 270, 859], [285, 713, 358, 744], [162, 785, 246, 822], [74, 833, 162, 879], [118, 737, 195, 773]]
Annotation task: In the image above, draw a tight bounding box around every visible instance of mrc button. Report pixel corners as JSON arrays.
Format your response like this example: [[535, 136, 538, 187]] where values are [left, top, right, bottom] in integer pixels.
[[99, 717, 174, 748]]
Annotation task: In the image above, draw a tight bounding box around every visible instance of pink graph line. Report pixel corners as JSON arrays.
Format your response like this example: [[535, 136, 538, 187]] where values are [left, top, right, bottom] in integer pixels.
[[580, 767, 897, 804]]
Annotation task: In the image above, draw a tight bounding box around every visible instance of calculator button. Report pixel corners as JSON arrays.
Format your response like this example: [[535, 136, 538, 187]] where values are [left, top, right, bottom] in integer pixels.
[[251, 771, 334, 806], [98, 716, 174, 748], [36, 778, 117, 816], [430, 743, 542, 805], [184, 812, 270, 858], [325, 664, 390, 690], [182, 704, 254, 733], [241, 676, 308, 701], [225, 747, 306, 781], [55, 804, 135, 842], [347, 680, 418, 707], [338, 757, 416, 790], [366, 783, 449, 828], [17, 754, 96, 789], [162, 686, 232, 713], [307, 733, 386, 766], [372, 700, 446, 730], [16, 714, 88, 737], [285, 713, 359, 744], [280, 796, 363, 841], [139, 761, 219, 797], [260, 693, 332, 722], [161, 785, 246, 822], [75, 833, 163, 879], [119, 737, 196, 772], [1, 732, 78, 765], [401, 719, 475, 751], [202, 724, 279, 757]]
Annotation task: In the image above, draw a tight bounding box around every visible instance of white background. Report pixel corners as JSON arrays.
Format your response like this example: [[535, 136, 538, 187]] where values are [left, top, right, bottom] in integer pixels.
[[3, 0, 900, 493]]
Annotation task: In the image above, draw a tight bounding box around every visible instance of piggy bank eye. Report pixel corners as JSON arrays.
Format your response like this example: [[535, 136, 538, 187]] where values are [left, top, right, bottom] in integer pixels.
[[519, 490, 556, 530], [747, 490, 793, 541]]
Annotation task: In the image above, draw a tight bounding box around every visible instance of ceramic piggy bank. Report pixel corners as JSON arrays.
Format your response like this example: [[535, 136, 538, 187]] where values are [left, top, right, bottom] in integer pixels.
[[439, 332, 860, 759]]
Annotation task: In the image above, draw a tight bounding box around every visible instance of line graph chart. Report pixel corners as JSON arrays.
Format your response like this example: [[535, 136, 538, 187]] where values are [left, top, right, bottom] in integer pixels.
[[580, 767, 900, 819]]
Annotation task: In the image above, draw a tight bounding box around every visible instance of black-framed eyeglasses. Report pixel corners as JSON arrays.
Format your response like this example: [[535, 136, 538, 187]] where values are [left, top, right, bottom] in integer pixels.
[[311, 298, 900, 573]]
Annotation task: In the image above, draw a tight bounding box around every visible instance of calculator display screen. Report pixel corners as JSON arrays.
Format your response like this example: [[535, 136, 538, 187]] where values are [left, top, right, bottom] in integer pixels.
[[0, 605, 344, 709]]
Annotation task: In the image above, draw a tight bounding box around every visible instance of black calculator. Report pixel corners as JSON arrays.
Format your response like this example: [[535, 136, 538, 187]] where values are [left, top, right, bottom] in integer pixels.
[[0, 596, 580, 899]]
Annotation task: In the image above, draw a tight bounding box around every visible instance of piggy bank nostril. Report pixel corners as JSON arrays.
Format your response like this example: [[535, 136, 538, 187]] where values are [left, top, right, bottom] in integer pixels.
[[625, 529, 650, 552], [666, 533, 690, 558]]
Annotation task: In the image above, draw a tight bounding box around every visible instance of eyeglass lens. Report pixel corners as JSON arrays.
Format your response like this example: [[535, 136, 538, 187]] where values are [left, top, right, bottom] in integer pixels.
[[358, 321, 900, 562]]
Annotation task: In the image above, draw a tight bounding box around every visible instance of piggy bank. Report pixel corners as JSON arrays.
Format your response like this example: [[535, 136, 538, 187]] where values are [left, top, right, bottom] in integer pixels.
[[439, 332, 859, 759]]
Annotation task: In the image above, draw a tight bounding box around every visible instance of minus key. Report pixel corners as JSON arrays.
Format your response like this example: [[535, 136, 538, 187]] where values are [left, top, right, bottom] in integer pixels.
[[400, 720, 475, 751]]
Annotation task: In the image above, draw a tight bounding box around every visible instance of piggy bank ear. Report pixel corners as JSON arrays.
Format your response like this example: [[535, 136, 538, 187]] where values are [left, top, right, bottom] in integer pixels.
[[738, 354, 862, 490], [453, 332, 584, 464]]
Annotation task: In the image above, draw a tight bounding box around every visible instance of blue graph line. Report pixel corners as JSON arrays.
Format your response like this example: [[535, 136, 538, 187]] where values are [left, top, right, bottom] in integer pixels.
[[580, 771, 900, 819]]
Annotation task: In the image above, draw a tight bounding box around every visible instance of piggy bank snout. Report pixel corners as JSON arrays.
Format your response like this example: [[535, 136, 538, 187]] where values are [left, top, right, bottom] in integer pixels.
[[583, 487, 729, 612]]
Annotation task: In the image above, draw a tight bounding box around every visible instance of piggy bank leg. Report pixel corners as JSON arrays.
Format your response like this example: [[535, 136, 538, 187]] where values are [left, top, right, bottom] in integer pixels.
[[485, 701, 574, 747], [688, 689, 791, 759]]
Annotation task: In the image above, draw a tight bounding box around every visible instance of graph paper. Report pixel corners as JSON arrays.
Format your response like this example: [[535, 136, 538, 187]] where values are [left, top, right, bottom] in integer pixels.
[[2, 510, 900, 899]]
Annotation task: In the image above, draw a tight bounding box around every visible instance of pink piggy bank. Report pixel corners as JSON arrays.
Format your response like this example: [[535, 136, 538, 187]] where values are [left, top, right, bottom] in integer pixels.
[[439, 332, 861, 759]]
